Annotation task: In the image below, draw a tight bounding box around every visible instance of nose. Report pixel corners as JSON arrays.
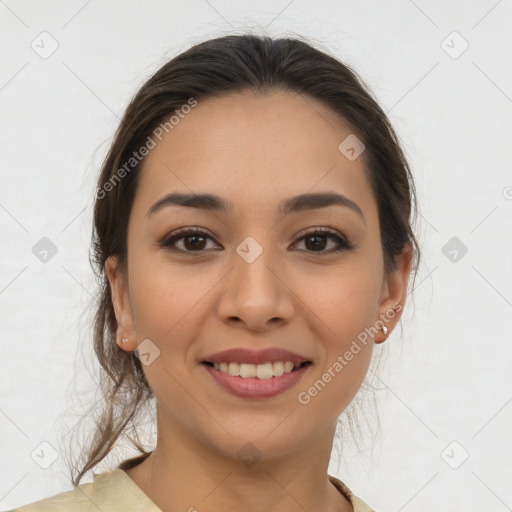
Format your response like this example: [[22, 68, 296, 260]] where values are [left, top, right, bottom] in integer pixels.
[[216, 242, 295, 332]]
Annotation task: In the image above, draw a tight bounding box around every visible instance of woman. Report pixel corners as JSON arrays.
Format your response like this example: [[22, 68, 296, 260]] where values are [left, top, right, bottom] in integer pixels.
[[13, 33, 420, 512]]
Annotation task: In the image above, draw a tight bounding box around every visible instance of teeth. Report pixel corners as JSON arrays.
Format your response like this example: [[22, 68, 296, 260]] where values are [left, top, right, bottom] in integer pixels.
[[273, 361, 284, 377], [240, 363, 256, 378], [256, 362, 273, 379], [212, 361, 304, 379]]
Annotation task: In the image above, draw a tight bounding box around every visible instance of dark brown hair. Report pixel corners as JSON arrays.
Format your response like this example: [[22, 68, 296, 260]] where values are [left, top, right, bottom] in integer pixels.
[[69, 33, 421, 486]]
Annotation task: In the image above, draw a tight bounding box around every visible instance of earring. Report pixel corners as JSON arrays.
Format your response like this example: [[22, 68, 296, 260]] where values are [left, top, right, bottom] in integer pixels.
[[375, 325, 388, 344], [121, 337, 128, 344]]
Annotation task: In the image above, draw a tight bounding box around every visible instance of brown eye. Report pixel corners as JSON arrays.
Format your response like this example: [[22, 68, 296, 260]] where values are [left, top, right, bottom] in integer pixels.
[[182, 233, 207, 250], [294, 230, 352, 253], [160, 229, 219, 253]]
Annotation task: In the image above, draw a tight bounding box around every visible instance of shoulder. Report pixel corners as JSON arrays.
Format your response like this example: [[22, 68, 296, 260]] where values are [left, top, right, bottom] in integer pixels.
[[9, 468, 160, 512], [328, 474, 378, 512], [8, 478, 96, 512]]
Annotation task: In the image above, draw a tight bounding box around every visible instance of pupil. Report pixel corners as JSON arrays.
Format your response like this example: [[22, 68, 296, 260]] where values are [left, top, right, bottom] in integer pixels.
[[185, 235, 205, 250], [306, 235, 326, 251]]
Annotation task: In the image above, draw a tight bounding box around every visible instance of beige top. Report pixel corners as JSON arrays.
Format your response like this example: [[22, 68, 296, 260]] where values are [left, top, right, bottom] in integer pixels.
[[11, 459, 376, 512]]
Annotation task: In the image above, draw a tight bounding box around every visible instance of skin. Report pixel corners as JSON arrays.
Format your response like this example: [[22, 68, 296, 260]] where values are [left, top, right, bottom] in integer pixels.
[[105, 89, 412, 512]]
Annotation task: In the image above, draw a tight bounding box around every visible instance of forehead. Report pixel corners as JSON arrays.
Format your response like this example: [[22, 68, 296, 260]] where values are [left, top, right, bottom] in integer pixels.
[[132, 89, 377, 222]]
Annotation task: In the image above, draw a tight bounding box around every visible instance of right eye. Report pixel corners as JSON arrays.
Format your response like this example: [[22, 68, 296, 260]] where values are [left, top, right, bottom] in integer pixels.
[[159, 228, 220, 253]]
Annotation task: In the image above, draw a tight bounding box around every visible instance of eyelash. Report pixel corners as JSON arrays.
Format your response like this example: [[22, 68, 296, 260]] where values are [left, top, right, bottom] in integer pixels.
[[159, 227, 354, 255]]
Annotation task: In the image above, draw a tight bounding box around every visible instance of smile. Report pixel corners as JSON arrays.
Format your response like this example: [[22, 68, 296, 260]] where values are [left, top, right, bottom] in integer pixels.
[[201, 361, 312, 399], [203, 361, 310, 379]]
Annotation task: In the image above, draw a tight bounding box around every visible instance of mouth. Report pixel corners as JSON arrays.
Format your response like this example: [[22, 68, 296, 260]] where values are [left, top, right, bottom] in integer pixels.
[[201, 360, 312, 379], [199, 346, 313, 398], [200, 360, 313, 399]]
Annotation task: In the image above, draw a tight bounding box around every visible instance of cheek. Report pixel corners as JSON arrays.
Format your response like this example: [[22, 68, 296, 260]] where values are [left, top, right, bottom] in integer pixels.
[[128, 258, 218, 345], [296, 271, 376, 417], [127, 262, 210, 405], [299, 261, 381, 341], [294, 262, 379, 404]]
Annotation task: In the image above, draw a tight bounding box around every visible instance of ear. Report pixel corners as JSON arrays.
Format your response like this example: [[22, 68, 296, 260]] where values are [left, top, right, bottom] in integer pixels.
[[375, 242, 413, 343], [105, 255, 137, 351]]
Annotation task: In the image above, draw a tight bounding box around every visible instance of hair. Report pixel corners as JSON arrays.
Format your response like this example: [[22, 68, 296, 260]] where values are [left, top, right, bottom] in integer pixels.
[[69, 32, 421, 486]]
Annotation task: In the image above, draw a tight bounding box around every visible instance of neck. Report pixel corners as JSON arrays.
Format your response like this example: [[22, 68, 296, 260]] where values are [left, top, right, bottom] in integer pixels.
[[123, 409, 353, 512]]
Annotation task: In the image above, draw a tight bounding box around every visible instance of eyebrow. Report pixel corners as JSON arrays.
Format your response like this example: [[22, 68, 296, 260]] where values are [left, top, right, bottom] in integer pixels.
[[146, 191, 365, 222]]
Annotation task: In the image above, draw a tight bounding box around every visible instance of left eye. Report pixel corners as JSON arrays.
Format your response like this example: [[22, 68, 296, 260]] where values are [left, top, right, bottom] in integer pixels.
[[160, 228, 352, 254], [295, 229, 352, 253]]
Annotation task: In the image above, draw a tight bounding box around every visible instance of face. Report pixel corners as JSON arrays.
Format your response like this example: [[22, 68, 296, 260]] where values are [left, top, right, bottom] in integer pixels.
[[106, 89, 411, 463]]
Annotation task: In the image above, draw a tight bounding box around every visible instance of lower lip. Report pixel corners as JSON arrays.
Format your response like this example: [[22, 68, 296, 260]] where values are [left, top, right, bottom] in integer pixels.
[[201, 363, 311, 399]]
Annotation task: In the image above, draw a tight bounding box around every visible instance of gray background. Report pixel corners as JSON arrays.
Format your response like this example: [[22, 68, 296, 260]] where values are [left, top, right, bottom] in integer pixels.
[[1, 1, 511, 511]]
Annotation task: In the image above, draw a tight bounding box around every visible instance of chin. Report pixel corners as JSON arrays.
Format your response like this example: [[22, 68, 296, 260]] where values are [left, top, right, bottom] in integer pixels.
[[203, 422, 310, 464]]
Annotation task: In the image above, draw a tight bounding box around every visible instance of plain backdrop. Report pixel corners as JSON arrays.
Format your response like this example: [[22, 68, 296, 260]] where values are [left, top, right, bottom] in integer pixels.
[[1, 1, 511, 511]]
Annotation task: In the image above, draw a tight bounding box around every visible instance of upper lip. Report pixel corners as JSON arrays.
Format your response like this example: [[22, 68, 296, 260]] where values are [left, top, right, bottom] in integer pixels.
[[202, 347, 311, 365]]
